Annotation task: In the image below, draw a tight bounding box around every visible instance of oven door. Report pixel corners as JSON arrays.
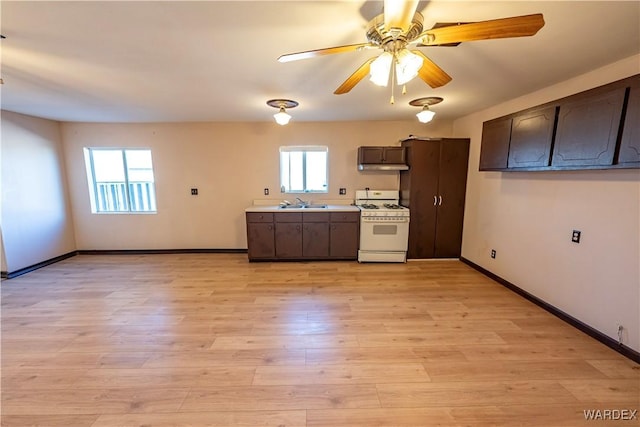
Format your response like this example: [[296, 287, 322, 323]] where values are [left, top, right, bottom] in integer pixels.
[[359, 217, 409, 252]]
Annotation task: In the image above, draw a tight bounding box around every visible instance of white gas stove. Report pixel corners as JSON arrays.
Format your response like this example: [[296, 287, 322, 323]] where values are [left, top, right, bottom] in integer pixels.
[[355, 190, 410, 262]]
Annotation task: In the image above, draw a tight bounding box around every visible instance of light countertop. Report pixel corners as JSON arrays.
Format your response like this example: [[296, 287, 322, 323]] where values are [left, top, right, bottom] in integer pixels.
[[245, 204, 360, 213]]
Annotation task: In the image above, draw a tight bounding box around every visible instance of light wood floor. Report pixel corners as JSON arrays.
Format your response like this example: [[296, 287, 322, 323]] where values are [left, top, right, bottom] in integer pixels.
[[1, 254, 638, 426]]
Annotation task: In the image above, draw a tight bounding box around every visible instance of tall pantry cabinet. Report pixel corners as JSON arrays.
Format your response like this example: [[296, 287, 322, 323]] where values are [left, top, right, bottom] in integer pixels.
[[399, 137, 470, 259]]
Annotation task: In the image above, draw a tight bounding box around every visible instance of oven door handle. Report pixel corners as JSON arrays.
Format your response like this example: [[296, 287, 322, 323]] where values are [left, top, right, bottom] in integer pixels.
[[362, 218, 409, 223]]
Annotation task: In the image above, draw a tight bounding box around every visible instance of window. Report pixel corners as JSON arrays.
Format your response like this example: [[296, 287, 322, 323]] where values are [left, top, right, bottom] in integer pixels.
[[84, 148, 157, 213], [279, 146, 328, 193]]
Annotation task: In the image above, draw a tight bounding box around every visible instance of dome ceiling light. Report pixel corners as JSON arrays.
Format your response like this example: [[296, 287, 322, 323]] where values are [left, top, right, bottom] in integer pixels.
[[409, 96, 443, 123], [266, 99, 299, 125]]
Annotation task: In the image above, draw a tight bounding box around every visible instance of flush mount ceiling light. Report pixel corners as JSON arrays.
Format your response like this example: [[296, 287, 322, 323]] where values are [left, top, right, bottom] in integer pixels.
[[266, 99, 299, 125], [410, 96, 443, 123]]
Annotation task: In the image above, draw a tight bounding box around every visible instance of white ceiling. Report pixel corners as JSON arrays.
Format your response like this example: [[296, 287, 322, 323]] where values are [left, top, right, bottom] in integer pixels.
[[1, 1, 639, 123]]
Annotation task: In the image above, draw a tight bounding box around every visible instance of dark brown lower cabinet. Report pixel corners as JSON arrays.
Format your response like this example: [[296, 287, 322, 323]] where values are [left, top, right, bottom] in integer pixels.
[[246, 213, 275, 259], [246, 211, 359, 261], [302, 213, 330, 257], [329, 214, 360, 258], [400, 137, 470, 259], [274, 212, 303, 258]]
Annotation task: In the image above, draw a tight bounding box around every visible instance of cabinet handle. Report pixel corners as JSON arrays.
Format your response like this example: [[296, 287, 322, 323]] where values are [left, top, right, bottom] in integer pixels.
[[296, 225, 301, 232], [433, 196, 437, 206], [438, 195, 442, 206], [268, 225, 272, 230]]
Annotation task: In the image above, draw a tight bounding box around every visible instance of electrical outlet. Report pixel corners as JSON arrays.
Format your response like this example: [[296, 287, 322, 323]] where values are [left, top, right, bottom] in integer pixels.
[[490, 249, 496, 259], [617, 324, 624, 345], [339, 188, 346, 195], [571, 230, 581, 243], [264, 188, 269, 196], [191, 188, 198, 196]]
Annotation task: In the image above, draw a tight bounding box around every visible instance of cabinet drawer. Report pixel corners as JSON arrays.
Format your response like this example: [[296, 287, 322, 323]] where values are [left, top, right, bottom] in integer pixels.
[[246, 212, 273, 223], [303, 212, 330, 222], [330, 212, 360, 222], [275, 212, 303, 222]]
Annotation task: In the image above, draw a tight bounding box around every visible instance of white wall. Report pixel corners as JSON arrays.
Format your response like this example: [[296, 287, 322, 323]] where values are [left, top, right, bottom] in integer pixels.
[[61, 120, 452, 250], [1, 111, 77, 272], [454, 54, 640, 353]]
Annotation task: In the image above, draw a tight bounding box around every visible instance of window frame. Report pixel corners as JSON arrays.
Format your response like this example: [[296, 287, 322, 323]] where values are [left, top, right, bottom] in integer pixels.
[[279, 145, 328, 194], [84, 147, 157, 214]]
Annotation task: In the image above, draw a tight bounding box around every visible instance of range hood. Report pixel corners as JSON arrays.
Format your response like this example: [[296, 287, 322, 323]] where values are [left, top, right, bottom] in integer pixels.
[[358, 163, 409, 171]]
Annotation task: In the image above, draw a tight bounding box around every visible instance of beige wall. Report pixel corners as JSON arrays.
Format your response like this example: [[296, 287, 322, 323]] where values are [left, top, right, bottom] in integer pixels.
[[1, 111, 77, 272], [454, 54, 640, 352], [61, 120, 452, 250]]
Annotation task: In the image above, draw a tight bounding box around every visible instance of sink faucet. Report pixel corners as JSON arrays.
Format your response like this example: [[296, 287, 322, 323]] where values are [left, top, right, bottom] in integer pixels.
[[295, 197, 308, 206]]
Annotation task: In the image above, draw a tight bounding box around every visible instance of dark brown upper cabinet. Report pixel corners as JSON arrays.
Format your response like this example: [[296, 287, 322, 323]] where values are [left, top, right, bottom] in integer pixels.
[[619, 80, 640, 164], [479, 116, 512, 170], [552, 86, 626, 167], [508, 106, 556, 168], [358, 146, 408, 170], [479, 74, 639, 171]]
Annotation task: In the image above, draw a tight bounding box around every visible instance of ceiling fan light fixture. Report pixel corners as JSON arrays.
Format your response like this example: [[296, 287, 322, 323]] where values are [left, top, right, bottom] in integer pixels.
[[410, 96, 443, 123], [369, 52, 393, 86], [266, 99, 299, 126], [395, 50, 423, 85]]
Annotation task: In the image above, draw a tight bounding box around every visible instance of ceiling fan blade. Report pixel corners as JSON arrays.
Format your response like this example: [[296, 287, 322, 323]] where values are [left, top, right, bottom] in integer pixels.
[[419, 13, 545, 46], [278, 43, 372, 63], [334, 57, 377, 95], [412, 50, 452, 88], [384, 0, 420, 32]]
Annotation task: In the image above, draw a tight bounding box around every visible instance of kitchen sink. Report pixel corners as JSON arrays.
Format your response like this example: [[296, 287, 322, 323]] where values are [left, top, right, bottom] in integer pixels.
[[278, 204, 327, 209]]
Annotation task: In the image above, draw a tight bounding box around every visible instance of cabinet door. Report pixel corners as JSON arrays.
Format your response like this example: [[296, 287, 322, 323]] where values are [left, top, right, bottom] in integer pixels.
[[330, 222, 359, 258], [247, 223, 275, 259], [507, 106, 556, 168], [358, 147, 385, 164], [619, 83, 640, 164], [434, 140, 470, 258], [275, 223, 302, 258], [383, 147, 406, 163], [479, 117, 512, 170], [552, 87, 626, 167], [303, 223, 330, 257], [405, 140, 440, 259]]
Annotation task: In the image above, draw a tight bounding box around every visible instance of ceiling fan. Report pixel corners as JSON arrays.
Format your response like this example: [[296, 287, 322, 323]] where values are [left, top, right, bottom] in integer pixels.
[[278, 0, 545, 97]]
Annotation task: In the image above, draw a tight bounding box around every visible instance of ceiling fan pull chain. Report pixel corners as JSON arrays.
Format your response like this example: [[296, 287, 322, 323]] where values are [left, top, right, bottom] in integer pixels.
[[390, 62, 396, 104], [402, 84, 407, 95]]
